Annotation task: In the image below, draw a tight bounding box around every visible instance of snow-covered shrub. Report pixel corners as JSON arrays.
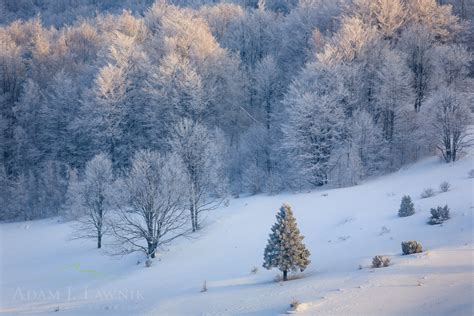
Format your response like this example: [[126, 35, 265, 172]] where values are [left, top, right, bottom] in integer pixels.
[[420, 188, 435, 199], [145, 259, 153, 268], [398, 195, 415, 217], [429, 205, 450, 225], [372, 255, 390, 268], [468, 169, 474, 178], [401, 241, 423, 255], [439, 181, 450, 192]]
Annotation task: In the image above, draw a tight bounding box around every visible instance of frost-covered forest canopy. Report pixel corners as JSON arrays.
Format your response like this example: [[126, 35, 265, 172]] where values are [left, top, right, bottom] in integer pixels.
[[0, 0, 472, 221]]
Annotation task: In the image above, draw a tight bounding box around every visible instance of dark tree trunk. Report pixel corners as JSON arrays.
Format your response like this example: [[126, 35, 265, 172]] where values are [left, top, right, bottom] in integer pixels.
[[148, 242, 156, 258], [190, 207, 196, 232], [97, 197, 103, 249], [194, 210, 199, 231], [97, 233, 101, 249], [283, 270, 288, 281]]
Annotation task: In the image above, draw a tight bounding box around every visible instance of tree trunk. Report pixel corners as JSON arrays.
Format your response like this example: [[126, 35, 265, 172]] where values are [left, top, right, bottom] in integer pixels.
[[97, 197, 103, 249], [283, 270, 288, 281], [190, 207, 196, 232], [194, 210, 199, 231], [445, 142, 452, 163], [97, 233, 101, 249], [191, 182, 198, 232], [148, 242, 156, 258]]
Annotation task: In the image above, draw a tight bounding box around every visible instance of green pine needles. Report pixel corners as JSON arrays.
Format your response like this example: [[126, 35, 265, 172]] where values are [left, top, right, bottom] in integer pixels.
[[263, 203, 311, 281]]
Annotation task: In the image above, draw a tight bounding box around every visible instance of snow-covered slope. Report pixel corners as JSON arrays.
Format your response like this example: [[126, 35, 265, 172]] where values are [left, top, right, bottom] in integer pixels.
[[1, 150, 473, 315]]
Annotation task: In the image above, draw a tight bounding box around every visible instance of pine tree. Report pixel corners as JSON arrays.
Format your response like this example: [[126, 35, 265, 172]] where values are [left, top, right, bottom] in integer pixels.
[[263, 203, 310, 281], [398, 195, 415, 217]]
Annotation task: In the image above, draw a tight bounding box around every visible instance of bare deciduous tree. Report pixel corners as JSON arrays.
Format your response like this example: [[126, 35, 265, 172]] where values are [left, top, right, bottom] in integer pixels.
[[111, 150, 188, 258], [169, 119, 227, 232], [427, 88, 471, 162], [73, 153, 113, 249]]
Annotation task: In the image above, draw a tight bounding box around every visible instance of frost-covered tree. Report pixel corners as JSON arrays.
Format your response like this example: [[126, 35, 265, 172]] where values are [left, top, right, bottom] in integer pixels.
[[263, 203, 310, 281], [349, 110, 387, 174], [278, 0, 341, 81], [146, 1, 247, 144], [282, 63, 345, 186], [85, 31, 155, 169], [9, 172, 32, 220], [222, 8, 278, 68], [253, 55, 281, 132], [40, 160, 67, 216], [431, 44, 472, 91], [0, 32, 25, 173], [151, 53, 205, 123], [73, 154, 113, 249], [169, 119, 227, 232], [199, 3, 244, 43], [240, 125, 270, 193], [374, 49, 414, 142], [11, 79, 42, 175], [239, 55, 282, 192], [351, 0, 407, 40], [63, 21, 102, 64], [406, 0, 462, 41], [391, 107, 427, 167], [398, 25, 434, 112], [398, 195, 415, 217], [283, 92, 345, 186], [426, 88, 471, 163], [111, 150, 188, 258], [39, 71, 81, 166], [317, 16, 378, 65], [61, 168, 85, 221], [328, 142, 363, 187]]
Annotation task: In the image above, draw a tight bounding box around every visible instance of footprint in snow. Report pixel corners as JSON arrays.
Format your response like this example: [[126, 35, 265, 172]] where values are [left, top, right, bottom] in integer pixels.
[[338, 236, 350, 242], [337, 217, 356, 226]]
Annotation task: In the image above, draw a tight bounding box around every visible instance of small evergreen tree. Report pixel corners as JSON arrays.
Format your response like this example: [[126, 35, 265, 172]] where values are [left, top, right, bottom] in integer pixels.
[[398, 195, 415, 217], [263, 203, 310, 281]]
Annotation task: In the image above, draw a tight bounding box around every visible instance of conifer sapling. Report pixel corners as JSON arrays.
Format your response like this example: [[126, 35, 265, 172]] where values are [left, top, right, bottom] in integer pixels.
[[263, 203, 310, 281], [398, 195, 415, 217]]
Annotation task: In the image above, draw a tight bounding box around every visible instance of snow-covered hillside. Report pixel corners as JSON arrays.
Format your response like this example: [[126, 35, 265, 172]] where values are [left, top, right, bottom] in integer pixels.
[[1, 150, 473, 315]]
